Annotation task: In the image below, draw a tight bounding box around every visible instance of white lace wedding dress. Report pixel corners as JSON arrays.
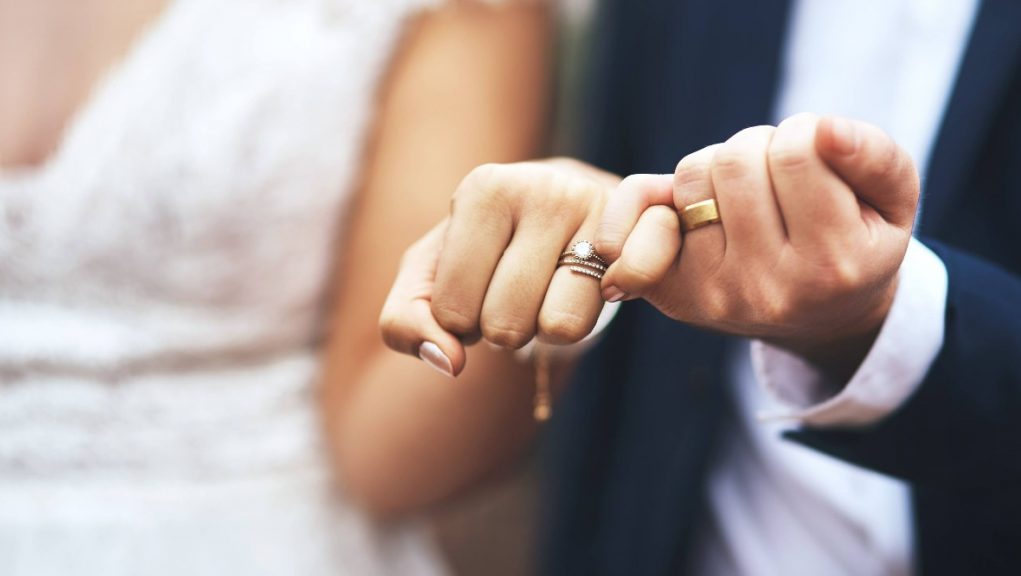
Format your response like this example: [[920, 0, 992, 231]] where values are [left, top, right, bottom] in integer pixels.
[[0, 0, 451, 574]]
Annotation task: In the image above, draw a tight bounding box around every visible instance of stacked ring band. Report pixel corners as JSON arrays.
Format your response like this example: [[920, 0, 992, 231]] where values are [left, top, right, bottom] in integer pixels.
[[557, 240, 606, 280]]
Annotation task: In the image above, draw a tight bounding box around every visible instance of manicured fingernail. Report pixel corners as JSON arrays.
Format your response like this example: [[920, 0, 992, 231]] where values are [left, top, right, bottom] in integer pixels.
[[603, 286, 627, 303], [418, 342, 453, 377], [828, 117, 858, 155]]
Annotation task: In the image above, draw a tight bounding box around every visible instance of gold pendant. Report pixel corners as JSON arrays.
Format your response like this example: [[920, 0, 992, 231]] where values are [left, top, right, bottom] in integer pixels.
[[533, 343, 552, 422]]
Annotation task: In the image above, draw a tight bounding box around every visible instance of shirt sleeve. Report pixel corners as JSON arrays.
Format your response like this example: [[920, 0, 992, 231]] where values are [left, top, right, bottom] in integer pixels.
[[751, 238, 949, 427]]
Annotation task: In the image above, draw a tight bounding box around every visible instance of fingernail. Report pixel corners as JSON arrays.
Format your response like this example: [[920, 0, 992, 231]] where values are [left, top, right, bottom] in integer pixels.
[[603, 285, 627, 303], [418, 342, 453, 377], [829, 117, 858, 155]]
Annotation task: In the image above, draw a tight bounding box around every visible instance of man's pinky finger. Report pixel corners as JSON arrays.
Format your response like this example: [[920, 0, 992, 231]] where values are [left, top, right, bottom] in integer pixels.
[[595, 174, 675, 264], [600, 205, 682, 302]]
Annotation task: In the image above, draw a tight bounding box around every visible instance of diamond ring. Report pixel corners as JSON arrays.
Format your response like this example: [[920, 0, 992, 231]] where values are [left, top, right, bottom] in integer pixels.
[[557, 240, 607, 279], [560, 240, 606, 265]]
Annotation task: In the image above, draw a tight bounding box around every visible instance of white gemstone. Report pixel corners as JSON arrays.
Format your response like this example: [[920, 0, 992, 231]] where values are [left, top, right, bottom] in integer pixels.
[[573, 241, 594, 259]]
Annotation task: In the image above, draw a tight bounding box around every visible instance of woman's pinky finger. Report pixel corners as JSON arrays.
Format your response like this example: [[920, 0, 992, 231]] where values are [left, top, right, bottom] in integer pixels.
[[600, 205, 682, 302], [379, 221, 467, 377], [379, 295, 467, 378]]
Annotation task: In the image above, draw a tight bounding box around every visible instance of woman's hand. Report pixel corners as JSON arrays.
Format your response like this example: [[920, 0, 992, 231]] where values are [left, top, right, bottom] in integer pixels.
[[380, 158, 620, 376]]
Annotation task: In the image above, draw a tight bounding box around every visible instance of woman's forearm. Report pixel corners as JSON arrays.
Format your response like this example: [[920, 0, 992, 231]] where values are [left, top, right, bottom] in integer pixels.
[[319, 0, 553, 517], [329, 344, 537, 517]]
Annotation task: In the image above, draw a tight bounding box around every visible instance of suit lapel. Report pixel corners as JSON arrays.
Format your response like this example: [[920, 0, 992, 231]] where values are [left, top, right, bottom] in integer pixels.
[[591, 304, 729, 575], [574, 1, 1020, 574], [638, 0, 794, 171], [920, 0, 1021, 232], [591, 2, 793, 572]]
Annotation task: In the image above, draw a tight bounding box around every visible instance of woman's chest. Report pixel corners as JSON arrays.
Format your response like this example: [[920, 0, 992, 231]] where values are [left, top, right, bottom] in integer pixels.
[[0, 0, 169, 169], [0, 0, 421, 310]]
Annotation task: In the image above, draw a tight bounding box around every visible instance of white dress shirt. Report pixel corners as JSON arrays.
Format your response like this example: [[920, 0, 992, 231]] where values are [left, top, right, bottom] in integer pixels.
[[693, 1, 979, 575]]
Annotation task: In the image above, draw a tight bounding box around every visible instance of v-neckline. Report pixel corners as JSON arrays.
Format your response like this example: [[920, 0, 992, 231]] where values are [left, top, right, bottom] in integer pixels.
[[0, 0, 180, 182]]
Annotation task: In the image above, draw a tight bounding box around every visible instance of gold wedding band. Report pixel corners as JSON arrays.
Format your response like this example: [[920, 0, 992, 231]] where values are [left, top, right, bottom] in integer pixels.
[[679, 198, 721, 232]]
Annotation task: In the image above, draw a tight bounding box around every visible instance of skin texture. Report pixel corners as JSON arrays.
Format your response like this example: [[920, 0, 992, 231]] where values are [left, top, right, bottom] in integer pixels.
[[322, 2, 554, 516], [596, 114, 918, 381], [1, 0, 554, 518], [0, 0, 168, 168], [381, 158, 621, 373], [383, 114, 920, 417]]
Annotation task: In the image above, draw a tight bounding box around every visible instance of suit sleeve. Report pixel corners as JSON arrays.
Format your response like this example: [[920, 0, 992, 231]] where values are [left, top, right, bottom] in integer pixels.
[[785, 239, 1021, 486]]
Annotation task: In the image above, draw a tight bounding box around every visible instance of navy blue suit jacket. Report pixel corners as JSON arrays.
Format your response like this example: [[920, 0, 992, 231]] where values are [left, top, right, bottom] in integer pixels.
[[540, 1, 1021, 574]]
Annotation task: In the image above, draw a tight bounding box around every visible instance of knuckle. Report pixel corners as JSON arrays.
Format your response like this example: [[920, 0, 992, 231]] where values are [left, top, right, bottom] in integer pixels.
[[514, 169, 595, 223], [761, 293, 794, 326], [378, 305, 420, 357], [714, 126, 774, 177], [397, 245, 419, 269], [700, 288, 732, 321], [615, 257, 662, 291], [465, 162, 503, 186], [453, 163, 510, 208], [563, 181, 592, 208], [731, 124, 776, 142], [448, 191, 462, 214], [779, 112, 819, 128], [431, 302, 478, 336], [674, 151, 714, 188], [537, 309, 591, 345], [481, 319, 534, 349], [647, 204, 681, 234], [832, 261, 864, 290], [618, 173, 648, 191], [547, 180, 579, 212], [377, 309, 403, 349], [871, 140, 904, 183], [768, 141, 813, 171], [594, 232, 623, 262], [710, 145, 750, 176], [814, 258, 863, 294]]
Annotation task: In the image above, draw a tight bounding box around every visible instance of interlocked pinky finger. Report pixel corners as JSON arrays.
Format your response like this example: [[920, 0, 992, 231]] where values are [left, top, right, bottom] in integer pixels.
[[595, 174, 675, 264], [601, 205, 681, 302]]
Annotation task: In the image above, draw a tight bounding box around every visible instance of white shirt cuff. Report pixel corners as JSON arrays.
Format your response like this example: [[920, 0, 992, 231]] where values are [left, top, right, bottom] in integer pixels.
[[751, 238, 949, 427]]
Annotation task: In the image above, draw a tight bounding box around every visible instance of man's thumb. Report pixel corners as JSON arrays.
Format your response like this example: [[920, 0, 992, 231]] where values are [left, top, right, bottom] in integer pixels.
[[815, 116, 920, 230]]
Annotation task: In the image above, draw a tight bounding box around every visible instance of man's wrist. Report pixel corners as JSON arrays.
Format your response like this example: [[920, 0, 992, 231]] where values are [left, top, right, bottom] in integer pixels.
[[767, 275, 900, 385], [752, 238, 949, 427]]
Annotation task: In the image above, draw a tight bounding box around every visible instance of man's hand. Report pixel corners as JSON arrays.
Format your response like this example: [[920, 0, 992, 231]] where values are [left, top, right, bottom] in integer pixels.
[[596, 114, 920, 379]]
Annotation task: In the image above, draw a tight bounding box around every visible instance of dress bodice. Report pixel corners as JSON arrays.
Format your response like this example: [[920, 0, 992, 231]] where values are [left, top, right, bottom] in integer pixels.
[[0, 0, 437, 480], [0, 0, 446, 573]]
